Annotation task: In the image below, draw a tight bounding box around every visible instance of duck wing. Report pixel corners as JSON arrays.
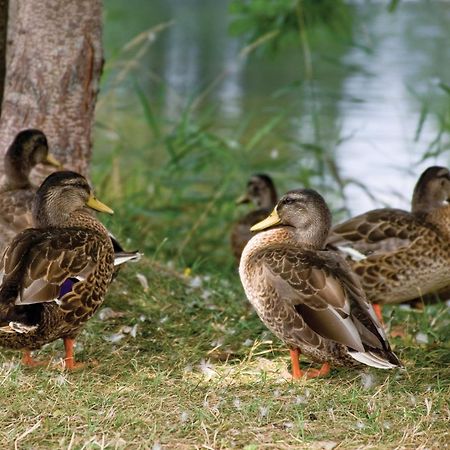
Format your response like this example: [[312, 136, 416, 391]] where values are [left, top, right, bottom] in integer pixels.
[[0, 227, 109, 310], [259, 246, 400, 366], [327, 208, 421, 257]]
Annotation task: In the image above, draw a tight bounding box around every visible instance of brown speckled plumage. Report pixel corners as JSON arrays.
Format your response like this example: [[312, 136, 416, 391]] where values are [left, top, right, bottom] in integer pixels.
[[0, 171, 114, 364], [328, 166, 450, 305], [239, 189, 401, 374], [231, 174, 277, 262]]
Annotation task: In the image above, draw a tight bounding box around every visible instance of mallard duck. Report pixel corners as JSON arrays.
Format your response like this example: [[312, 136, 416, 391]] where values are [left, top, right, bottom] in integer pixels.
[[0, 129, 140, 267], [327, 166, 450, 316], [231, 174, 277, 262], [0, 171, 116, 369], [239, 189, 401, 379], [0, 129, 61, 253]]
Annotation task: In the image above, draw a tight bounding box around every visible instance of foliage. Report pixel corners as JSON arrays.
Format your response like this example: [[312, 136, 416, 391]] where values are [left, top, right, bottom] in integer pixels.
[[93, 19, 348, 272], [409, 80, 450, 161], [229, 0, 353, 55], [94, 97, 343, 272]]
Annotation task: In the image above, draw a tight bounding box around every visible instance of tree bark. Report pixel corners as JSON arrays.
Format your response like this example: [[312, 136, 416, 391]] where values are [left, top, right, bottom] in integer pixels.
[[0, 0, 103, 178], [0, 0, 8, 110]]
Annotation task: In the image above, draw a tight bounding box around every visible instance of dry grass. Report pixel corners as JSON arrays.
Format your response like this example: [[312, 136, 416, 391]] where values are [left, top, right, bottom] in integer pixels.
[[0, 258, 448, 449]]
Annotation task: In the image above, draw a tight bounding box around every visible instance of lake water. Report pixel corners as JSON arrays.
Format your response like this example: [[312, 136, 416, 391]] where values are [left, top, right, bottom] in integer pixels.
[[102, 0, 450, 215]]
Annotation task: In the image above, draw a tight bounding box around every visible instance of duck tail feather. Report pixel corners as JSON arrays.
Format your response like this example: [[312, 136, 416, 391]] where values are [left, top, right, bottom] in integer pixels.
[[349, 350, 402, 369]]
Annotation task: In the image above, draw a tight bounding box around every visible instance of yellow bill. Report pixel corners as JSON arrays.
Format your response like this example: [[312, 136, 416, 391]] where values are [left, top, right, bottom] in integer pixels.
[[235, 193, 250, 205], [86, 194, 114, 214], [45, 154, 62, 168], [250, 207, 281, 231]]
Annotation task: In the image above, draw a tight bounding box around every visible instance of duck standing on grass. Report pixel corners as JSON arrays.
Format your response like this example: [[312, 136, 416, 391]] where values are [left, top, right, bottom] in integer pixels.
[[239, 189, 402, 379], [327, 166, 450, 319], [0, 171, 115, 370], [231, 174, 277, 262], [0, 129, 61, 253]]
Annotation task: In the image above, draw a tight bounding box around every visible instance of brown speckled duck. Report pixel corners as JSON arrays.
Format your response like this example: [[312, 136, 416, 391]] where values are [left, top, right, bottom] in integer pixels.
[[327, 166, 450, 318], [231, 174, 277, 262], [0, 129, 140, 268], [0, 171, 115, 369], [0, 129, 61, 253], [239, 189, 401, 379]]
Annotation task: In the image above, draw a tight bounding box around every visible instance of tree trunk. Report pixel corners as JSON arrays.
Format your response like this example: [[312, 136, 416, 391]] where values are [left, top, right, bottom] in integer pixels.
[[0, 0, 103, 179], [0, 0, 8, 110]]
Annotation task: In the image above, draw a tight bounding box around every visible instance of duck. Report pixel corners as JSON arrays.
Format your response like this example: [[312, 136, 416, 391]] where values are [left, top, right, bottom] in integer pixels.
[[0, 171, 116, 369], [0, 129, 61, 253], [327, 166, 450, 318], [0, 129, 140, 267], [230, 174, 277, 262], [239, 188, 402, 379]]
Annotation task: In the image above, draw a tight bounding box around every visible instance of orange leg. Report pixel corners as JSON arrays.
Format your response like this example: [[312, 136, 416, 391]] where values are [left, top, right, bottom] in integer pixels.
[[290, 349, 303, 379], [372, 303, 384, 324], [22, 350, 48, 367], [290, 349, 330, 380], [63, 338, 85, 370], [305, 362, 331, 379]]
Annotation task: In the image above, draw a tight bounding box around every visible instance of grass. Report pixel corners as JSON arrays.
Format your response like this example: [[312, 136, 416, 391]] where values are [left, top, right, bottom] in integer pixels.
[[0, 258, 448, 449]]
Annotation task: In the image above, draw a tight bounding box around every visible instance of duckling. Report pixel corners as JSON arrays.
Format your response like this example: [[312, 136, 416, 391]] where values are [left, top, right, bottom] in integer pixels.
[[0, 129, 60, 253], [239, 189, 401, 379], [327, 166, 450, 317], [231, 174, 277, 262], [0, 171, 116, 369]]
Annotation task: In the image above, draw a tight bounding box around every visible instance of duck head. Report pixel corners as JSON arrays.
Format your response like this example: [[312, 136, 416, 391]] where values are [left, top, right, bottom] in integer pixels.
[[236, 174, 277, 209], [4, 129, 61, 188], [412, 166, 450, 214], [251, 188, 332, 248], [32, 171, 113, 227]]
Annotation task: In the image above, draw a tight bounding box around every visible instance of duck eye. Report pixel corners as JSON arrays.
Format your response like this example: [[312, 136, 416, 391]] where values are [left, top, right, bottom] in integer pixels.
[[283, 197, 295, 205]]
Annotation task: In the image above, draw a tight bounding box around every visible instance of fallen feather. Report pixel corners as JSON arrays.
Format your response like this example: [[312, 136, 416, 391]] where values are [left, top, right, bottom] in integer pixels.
[[415, 332, 429, 344], [210, 337, 225, 347], [98, 307, 125, 321], [199, 359, 217, 380], [360, 372, 377, 390], [104, 333, 126, 343], [201, 290, 212, 300], [54, 374, 69, 386], [122, 324, 138, 338], [188, 276, 202, 288], [136, 273, 149, 292], [295, 395, 308, 405], [233, 398, 241, 410], [259, 406, 269, 418], [180, 411, 189, 423]]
